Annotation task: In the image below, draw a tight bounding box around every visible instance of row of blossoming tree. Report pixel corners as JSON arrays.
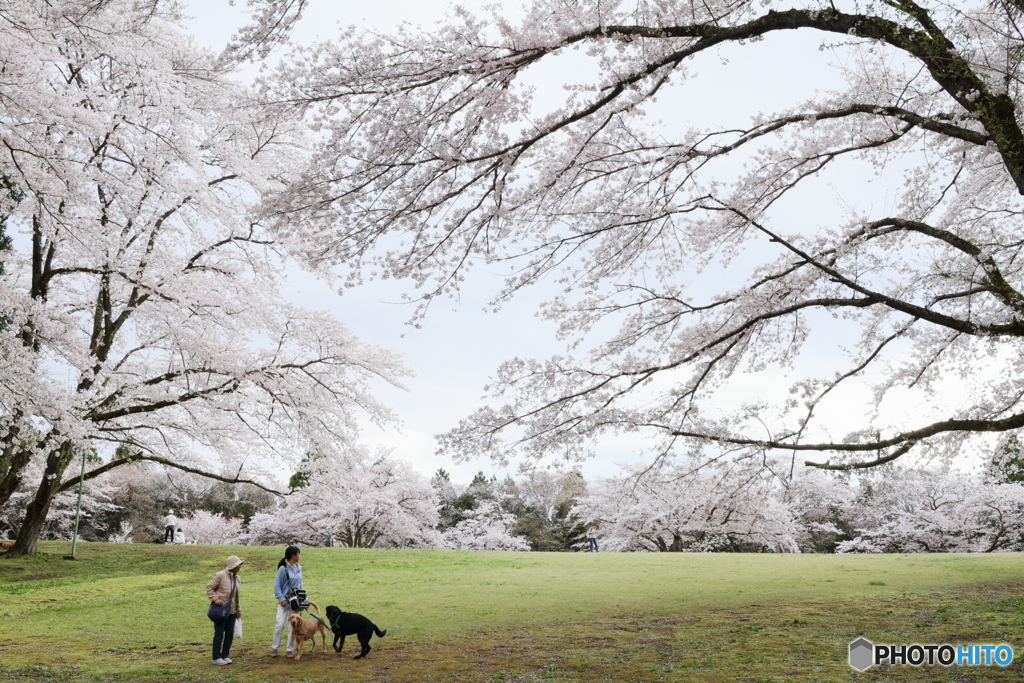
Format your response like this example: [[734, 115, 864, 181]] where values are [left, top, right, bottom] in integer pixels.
[[6, 444, 1024, 553]]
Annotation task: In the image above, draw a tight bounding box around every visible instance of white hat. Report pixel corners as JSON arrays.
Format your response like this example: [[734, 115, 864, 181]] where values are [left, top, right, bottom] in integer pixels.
[[226, 555, 244, 570]]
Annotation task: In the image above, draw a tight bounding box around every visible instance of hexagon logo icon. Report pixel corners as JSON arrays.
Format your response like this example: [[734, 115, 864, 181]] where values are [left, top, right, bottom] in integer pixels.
[[849, 637, 874, 671]]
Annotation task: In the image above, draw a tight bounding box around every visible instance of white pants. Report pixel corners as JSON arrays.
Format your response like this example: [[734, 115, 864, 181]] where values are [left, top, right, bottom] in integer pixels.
[[272, 603, 295, 652]]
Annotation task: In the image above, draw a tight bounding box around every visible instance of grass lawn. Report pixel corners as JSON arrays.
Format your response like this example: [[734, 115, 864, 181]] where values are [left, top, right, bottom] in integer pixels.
[[0, 542, 1022, 682]]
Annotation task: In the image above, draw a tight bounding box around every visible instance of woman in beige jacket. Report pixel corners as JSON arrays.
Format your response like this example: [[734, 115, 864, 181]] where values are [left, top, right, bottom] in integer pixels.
[[206, 555, 243, 665]]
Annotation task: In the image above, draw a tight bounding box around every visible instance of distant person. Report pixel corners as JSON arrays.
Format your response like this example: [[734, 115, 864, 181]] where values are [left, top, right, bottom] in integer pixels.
[[272, 545, 303, 657], [325, 533, 335, 547], [587, 522, 599, 552], [206, 554, 243, 665], [163, 509, 177, 544], [174, 527, 185, 545]]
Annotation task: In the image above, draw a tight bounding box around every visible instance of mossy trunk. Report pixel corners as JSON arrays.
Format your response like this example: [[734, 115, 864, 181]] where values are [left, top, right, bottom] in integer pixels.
[[0, 414, 31, 510], [2, 442, 74, 557]]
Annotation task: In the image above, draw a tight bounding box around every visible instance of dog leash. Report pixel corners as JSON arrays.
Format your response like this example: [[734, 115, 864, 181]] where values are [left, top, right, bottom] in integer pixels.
[[307, 609, 328, 629]]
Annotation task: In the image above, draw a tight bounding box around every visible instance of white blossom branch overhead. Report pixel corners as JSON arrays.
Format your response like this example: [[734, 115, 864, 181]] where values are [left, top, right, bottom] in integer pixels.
[[262, 0, 1024, 472]]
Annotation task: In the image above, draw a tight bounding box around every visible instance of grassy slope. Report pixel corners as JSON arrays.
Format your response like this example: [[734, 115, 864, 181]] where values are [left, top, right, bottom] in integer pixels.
[[1, 542, 1022, 682]]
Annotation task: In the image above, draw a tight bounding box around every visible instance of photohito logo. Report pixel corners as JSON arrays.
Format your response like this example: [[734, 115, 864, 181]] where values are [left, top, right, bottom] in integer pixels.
[[848, 637, 1014, 671]]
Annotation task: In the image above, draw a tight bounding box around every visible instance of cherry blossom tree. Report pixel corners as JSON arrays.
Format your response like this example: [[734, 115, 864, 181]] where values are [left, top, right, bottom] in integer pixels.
[[785, 468, 857, 552], [263, 0, 1024, 478], [443, 498, 530, 551], [576, 458, 799, 552], [186, 510, 249, 546], [91, 462, 275, 542], [0, 0, 404, 555], [247, 447, 442, 548], [495, 470, 589, 551], [217, 0, 308, 66], [836, 467, 1024, 553]]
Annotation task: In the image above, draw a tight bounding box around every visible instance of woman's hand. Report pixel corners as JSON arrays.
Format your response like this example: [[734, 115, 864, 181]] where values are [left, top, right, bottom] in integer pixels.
[[279, 600, 287, 607], [215, 599, 224, 606]]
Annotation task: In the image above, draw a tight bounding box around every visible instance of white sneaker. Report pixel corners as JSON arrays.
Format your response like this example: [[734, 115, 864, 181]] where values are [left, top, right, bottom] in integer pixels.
[[222, 658, 232, 664], [213, 659, 228, 665]]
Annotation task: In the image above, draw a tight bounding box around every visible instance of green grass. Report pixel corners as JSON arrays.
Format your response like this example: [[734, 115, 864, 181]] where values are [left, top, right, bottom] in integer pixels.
[[1, 542, 1022, 681]]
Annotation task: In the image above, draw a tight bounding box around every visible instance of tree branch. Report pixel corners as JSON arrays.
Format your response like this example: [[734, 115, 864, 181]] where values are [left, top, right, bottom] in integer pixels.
[[56, 451, 286, 496], [653, 411, 1024, 461]]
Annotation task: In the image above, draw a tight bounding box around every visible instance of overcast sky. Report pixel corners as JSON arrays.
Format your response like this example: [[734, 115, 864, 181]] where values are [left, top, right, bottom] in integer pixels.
[[181, 1, 628, 483], [180, 1, 989, 483]]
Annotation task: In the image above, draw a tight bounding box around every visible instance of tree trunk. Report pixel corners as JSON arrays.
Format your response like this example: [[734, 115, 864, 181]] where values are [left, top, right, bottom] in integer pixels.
[[2, 442, 74, 557], [0, 448, 32, 510], [0, 415, 31, 509], [669, 534, 684, 552]]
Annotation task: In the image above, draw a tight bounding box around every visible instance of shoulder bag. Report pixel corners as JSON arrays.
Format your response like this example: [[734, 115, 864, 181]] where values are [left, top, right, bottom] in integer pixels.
[[207, 573, 236, 621], [285, 566, 309, 611]]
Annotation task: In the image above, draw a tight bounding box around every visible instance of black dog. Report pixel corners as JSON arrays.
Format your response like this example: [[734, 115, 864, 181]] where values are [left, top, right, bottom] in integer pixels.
[[324, 605, 387, 658]]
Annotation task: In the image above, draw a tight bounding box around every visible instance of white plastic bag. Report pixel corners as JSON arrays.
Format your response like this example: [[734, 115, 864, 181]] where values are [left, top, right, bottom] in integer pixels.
[[234, 618, 243, 639]]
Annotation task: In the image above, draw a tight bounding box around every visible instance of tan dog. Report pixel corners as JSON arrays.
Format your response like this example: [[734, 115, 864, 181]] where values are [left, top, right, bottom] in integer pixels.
[[287, 601, 327, 660]]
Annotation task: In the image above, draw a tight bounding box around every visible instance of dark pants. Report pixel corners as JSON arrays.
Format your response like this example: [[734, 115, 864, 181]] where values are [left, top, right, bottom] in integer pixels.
[[164, 525, 175, 543], [588, 537, 598, 552], [212, 614, 236, 661]]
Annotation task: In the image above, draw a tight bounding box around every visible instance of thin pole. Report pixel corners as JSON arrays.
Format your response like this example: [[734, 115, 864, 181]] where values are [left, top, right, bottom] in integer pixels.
[[68, 450, 86, 558]]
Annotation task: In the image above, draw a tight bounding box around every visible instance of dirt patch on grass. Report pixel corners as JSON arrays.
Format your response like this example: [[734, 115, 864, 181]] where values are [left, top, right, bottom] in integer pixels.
[[7, 582, 1020, 683], [4, 546, 1024, 683]]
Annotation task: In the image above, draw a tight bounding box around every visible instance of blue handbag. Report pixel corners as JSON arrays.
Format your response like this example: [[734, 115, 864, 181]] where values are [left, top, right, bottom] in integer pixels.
[[207, 575, 236, 621], [207, 600, 231, 621]]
